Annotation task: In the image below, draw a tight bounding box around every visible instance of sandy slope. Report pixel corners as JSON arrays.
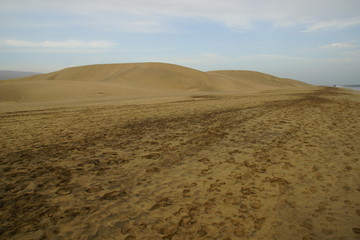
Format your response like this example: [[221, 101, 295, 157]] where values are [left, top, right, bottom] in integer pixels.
[[0, 63, 311, 103], [0, 87, 359, 240], [207, 70, 310, 92]]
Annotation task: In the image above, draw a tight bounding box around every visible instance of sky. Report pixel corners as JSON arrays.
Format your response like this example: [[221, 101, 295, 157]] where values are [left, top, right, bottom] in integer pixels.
[[0, 0, 360, 85]]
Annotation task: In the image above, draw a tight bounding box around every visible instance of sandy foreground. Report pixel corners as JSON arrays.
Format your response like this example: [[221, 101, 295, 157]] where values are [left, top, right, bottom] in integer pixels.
[[0, 87, 359, 240]]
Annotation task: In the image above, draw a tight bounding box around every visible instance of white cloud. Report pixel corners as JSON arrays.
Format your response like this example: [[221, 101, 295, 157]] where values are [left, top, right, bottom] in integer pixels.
[[303, 17, 360, 32], [2, 39, 115, 48], [320, 42, 358, 49]]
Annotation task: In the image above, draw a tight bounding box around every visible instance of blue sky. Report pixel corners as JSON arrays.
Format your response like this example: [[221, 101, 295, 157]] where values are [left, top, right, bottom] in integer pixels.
[[0, 0, 359, 85]]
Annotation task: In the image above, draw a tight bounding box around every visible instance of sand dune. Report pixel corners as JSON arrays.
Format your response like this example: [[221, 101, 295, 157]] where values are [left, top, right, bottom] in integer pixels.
[[0, 62, 312, 103]]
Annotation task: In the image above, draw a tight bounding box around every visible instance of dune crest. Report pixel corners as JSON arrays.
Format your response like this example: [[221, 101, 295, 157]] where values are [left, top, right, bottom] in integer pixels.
[[0, 62, 311, 102]]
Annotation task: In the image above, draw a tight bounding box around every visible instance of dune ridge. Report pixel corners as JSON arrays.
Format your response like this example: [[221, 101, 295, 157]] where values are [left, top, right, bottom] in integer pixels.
[[0, 62, 312, 103]]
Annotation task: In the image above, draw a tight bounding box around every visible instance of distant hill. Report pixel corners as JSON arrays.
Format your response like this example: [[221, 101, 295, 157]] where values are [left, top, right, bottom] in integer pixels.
[[0, 62, 312, 102], [0, 70, 41, 80]]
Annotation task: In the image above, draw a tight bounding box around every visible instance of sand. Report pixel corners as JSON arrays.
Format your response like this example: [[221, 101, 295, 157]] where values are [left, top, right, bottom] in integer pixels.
[[0, 86, 359, 240]]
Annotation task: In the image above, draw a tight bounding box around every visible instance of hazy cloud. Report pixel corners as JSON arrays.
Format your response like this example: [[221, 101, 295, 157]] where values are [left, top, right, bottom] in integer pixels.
[[319, 40, 360, 49], [1, 0, 359, 32], [320, 43, 358, 49], [304, 17, 360, 32], [2, 39, 115, 48], [160, 53, 358, 71]]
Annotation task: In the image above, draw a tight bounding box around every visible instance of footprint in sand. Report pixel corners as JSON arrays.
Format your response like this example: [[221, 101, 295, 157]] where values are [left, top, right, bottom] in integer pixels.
[[251, 199, 262, 210], [321, 227, 334, 236], [200, 168, 211, 175], [178, 215, 196, 228], [106, 159, 129, 165], [301, 218, 314, 230], [183, 189, 191, 197], [56, 187, 72, 195], [330, 196, 339, 201], [234, 224, 246, 237], [146, 166, 160, 173], [239, 204, 249, 213], [86, 186, 103, 193], [100, 190, 127, 200], [197, 226, 208, 237], [241, 187, 256, 195], [150, 197, 172, 210], [198, 157, 210, 163], [124, 235, 136, 240]]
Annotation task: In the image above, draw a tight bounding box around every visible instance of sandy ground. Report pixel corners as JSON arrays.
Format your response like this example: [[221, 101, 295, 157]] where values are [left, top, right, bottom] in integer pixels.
[[0, 87, 359, 240]]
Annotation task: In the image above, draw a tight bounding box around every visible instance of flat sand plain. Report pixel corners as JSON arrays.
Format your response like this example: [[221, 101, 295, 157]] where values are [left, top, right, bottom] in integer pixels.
[[0, 87, 359, 240]]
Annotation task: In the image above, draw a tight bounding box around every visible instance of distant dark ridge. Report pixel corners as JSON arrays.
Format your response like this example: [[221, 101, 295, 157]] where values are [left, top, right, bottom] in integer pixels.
[[0, 70, 41, 80]]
